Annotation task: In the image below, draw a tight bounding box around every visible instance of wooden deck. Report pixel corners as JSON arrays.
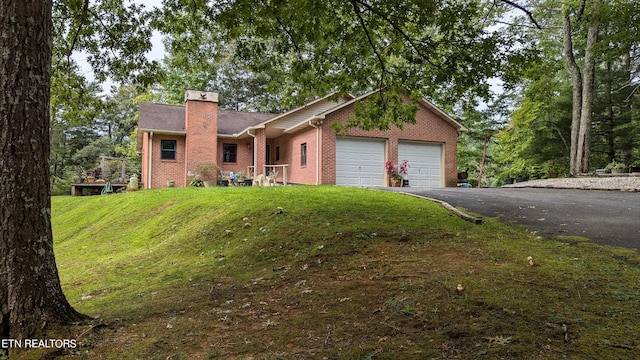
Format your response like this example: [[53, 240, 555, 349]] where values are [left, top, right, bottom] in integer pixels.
[[70, 182, 128, 196]]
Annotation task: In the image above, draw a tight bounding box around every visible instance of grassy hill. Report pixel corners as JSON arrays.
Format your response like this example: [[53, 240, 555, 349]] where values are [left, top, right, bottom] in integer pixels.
[[39, 186, 640, 359]]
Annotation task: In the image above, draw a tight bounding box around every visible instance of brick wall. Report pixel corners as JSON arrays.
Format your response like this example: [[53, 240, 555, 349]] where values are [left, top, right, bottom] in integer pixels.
[[269, 128, 319, 184], [217, 138, 254, 176], [254, 128, 267, 176], [149, 134, 186, 188], [184, 92, 218, 185], [320, 100, 459, 187]]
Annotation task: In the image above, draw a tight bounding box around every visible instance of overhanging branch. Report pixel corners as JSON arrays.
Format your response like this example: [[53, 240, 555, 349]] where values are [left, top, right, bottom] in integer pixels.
[[353, 0, 440, 69], [499, 0, 542, 29], [350, 0, 387, 90]]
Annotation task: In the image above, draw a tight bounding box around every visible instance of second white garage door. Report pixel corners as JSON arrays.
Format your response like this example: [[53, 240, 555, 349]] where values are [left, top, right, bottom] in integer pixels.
[[398, 141, 443, 188], [336, 138, 385, 186]]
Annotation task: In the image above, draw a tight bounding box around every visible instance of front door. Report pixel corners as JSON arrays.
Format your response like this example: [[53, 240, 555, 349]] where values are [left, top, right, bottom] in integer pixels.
[[266, 144, 271, 165]]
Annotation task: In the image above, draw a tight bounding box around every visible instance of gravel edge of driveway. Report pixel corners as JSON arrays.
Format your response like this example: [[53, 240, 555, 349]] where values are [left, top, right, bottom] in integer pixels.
[[502, 176, 640, 191]]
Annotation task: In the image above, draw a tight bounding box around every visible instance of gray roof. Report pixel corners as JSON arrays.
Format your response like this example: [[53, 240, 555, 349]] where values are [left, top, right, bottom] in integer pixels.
[[138, 103, 186, 133], [217, 109, 275, 135], [138, 102, 276, 135]]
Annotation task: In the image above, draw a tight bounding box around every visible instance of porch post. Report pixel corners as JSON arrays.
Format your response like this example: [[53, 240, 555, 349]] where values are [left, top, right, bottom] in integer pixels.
[[254, 127, 267, 175]]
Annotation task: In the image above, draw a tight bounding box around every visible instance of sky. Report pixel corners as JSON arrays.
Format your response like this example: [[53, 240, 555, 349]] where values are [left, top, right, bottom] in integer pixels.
[[138, 0, 165, 61]]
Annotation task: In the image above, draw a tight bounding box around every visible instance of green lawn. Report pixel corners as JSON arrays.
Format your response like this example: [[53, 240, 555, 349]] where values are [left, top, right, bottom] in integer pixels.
[[31, 186, 640, 358]]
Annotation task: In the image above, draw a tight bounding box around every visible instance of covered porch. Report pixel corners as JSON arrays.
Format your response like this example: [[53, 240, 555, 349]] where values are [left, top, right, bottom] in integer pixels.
[[244, 164, 289, 185], [220, 117, 322, 186]]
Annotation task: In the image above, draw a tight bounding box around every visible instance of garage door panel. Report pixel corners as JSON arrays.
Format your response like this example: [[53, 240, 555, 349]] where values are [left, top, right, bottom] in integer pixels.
[[398, 142, 443, 188], [336, 138, 385, 187]]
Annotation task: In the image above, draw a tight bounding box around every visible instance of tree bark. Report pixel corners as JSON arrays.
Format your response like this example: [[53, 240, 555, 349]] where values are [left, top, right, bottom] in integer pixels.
[[0, 0, 86, 340], [605, 60, 615, 162], [562, 11, 583, 175], [576, 20, 599, 173], [562, 0, 599, 175], [477, 134, 490, 188]]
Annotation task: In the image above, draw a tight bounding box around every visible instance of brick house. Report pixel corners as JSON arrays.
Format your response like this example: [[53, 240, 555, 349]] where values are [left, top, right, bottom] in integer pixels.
[[137, 90, 466, 189]]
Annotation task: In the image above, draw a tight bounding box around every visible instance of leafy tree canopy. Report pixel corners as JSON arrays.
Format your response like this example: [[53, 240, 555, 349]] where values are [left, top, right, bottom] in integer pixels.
[[155, 0, 538, 129], [53, 0, 161, 86]]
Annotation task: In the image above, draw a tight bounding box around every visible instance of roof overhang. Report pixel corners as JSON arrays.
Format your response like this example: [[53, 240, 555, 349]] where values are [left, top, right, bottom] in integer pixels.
[[138, 128, 186, 136], [315, 89, 379, 117], [237, 92, 353, 138], [256, 92, 345, 125], [136, 128, 186, 153], [284, 116, 324, 134]]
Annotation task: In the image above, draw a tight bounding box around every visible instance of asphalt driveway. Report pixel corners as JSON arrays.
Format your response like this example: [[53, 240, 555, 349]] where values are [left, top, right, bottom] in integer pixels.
[[392, 187, 640, 250]]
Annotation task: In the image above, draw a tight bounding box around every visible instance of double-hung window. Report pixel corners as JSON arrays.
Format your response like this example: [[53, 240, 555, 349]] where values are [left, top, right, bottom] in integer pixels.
[[223, 143, 237, 163], [160, 140, 177, 160]]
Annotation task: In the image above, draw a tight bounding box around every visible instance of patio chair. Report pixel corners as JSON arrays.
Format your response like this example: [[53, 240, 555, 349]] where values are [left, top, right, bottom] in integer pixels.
[[267, 170, 278, 186], [101, 180, 113, 195], [252, 174, 266, 187]]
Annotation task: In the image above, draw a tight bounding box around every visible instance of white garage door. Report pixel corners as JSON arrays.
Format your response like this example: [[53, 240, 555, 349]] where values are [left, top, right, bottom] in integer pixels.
[[398, 141, 443, 188], [336, 138, 385, 186]]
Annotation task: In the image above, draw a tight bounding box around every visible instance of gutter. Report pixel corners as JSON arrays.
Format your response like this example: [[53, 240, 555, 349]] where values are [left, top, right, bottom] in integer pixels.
[[220, 124, 264, 139], [139, 128, 186, 135], [148, 132, 153, 189]]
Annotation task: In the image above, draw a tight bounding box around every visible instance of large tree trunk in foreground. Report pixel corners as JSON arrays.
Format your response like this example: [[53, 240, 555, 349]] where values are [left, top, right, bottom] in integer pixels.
[[0, 0, 85, 339]]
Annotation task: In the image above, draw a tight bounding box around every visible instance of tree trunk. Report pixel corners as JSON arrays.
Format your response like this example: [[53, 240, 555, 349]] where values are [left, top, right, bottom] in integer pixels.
[[0, 0, 86, 340], [562, 12, 583, 175], [563, 1, 599, 175], [605, 60, 615, 162], [477, 134, 490, 188], [576, 20, 599, 173]]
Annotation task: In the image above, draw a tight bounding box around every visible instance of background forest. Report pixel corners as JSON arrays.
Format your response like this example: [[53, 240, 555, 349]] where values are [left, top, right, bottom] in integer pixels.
[[49, 0, 639, 194]]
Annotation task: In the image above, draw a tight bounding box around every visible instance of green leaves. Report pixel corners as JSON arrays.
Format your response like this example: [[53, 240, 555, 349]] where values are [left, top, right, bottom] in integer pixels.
[[332, 90, 419, 133], [53, 0, 161, 86], [214, 0, 528, 110], [499, 0, 640, 173]]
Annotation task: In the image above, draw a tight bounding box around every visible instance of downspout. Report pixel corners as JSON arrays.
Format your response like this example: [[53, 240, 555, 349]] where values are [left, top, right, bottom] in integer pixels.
[[308, 119, 321, 185], [148, 132, 153, 189]]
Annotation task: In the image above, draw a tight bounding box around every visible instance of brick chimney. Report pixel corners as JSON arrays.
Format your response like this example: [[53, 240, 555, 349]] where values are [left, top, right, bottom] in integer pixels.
[[184, 90, 218, 185]]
